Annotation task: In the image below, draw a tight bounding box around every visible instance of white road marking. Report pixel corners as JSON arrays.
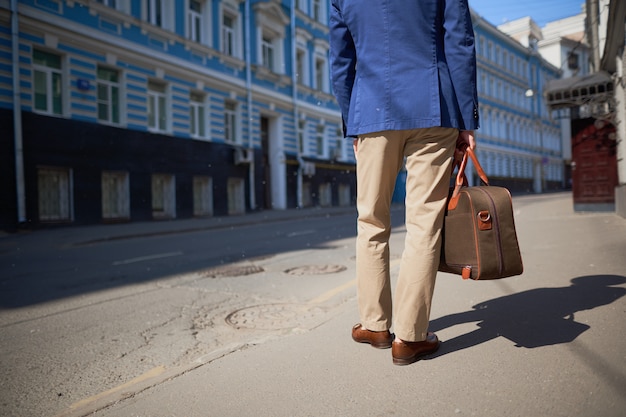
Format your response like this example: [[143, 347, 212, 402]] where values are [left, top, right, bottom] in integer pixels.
[[112, 251, 183, 266], [286, 230, 316, 237]]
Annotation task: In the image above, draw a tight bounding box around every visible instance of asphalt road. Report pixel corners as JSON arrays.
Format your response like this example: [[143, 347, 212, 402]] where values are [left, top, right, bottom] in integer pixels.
[[1, 192, 625, 417]]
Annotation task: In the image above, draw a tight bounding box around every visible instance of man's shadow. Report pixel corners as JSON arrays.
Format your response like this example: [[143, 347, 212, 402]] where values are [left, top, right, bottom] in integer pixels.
[[429, 275, 626, 353]]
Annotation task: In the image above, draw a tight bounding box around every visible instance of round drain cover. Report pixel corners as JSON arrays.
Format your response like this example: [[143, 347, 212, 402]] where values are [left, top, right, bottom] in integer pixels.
[[225, 303, 324, 330], [284, 265, 346, 275], [202, 264, 264, 278]]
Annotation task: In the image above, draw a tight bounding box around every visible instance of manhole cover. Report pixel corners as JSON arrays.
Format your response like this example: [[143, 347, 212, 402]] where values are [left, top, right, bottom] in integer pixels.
[[284, 265, 346, 275], [225, 303, 324, 330], [202, 264, 264, 278]]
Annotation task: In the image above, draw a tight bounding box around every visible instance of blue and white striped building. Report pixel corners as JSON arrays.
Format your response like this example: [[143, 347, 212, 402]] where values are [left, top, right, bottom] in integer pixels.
[[0, 1, 563, 230], [472, 14, 563, 193]]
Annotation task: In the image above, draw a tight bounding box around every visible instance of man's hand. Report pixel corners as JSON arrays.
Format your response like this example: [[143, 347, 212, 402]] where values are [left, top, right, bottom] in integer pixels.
[[455, 130, 475, 163], [353, 138, 358, 160]]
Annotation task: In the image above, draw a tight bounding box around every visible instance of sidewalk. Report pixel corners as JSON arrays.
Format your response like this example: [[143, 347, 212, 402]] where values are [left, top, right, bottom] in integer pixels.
[[1, 204, 357, 246], [55, 192, 626, 417]]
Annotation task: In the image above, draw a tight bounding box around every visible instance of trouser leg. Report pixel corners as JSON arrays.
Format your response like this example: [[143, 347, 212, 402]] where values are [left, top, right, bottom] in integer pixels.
[[355, 131, 404, 332], [393, 127, 457, 342]]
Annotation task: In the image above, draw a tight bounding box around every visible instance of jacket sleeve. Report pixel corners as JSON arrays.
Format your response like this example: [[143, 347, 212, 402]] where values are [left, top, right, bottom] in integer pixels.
[[443, 0, 479, 130], [329, 0, 357, 137]]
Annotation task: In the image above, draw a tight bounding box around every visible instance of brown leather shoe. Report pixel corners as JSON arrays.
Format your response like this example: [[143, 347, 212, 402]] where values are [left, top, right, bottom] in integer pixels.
[[352, 324, 393, 349], [392, 332, 440, 365]]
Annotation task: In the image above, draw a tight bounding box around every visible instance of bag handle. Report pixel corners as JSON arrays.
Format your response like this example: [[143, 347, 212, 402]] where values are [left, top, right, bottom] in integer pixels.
[[449, 148, 490, 208]]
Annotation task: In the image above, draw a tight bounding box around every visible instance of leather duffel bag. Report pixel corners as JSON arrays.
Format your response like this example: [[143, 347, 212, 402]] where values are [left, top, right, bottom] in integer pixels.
[[438, 148, 524, 280]]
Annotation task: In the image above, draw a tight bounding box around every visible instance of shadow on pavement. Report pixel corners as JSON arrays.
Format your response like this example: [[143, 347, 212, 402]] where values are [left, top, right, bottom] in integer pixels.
[[430, 275, 626, 351]]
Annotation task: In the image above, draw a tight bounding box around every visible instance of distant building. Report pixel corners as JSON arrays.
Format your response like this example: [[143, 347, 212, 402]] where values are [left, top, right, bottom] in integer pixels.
[[472, 11, 563, 194], [542, 0, 623, 213]]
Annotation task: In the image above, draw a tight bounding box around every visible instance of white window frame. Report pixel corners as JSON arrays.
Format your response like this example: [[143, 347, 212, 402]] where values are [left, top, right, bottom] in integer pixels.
[[148, 81, 168, 133], [316, 124, 326, 157], [224, 100, 239, 144], [97, 66, 121, 125], [146, 0, 174, 30], [312, 0, 325, 23], [188, 0, 211, 45], [254, 3, 288, 74], [190, 91, 207, 139], [296, 0, 308, 13], [333, 128, 344, 160], [221, 4, 242, 59], [147, 0, 164, 27], [33, 49, 64, 116], [188, 0, 203, 42], [261, 33, 277, 71], [313, 42, 329, 92], [102, 171, 130, 219], [296, 32, 311, 86], [298, 118, 308, 154]]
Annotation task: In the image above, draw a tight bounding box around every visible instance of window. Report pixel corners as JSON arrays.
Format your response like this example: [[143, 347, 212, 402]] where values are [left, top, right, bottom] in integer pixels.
[[298, 119, 307, 154], [188, 0, 203, 42], [97, 67, 120, 124], [319, 183, 332, 207], [255, 3, 288, 74], [314, 53, 328, 92], [224, 100, 237, 143], [148, 81, 167, 132], [102, 171, 130, 219], [227, 177, 245, 215], [333, 128, 343, 160], [316, 124, 325, 157], [312, 0, 325, 23], [96, 0, 118, 7], [33, 50, 63, 115], [338, 184, 351, 207], [567, 52, 579, 71], [296, 47, 307, 85], [38, 167, 72, 222], [152, 174, 176, 218], [261, 34, 275, 71], [193, 176, 213, 216], [296, 0, 308, 13], [221, 10, 240, 57], [190, 92, 206, 138], [147, 0, 164, 27]]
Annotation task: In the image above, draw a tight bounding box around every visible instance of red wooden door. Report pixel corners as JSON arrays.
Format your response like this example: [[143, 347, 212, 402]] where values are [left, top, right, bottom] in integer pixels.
[[571, 121, 618, 205]]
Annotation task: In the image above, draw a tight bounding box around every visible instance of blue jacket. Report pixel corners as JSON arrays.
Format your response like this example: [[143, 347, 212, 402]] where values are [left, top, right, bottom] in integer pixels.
[[329, 0, 479, 137]]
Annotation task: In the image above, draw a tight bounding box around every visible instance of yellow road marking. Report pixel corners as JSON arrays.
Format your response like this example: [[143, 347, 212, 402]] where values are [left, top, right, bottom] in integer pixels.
[[67, 365, 166, 411]]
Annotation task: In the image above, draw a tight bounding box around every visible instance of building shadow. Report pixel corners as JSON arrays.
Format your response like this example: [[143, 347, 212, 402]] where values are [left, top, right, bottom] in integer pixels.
[[429, 275, 626, 354]]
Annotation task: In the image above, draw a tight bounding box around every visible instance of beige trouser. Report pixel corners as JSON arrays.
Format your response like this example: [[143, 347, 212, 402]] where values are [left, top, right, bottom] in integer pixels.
[[355, 127, 457, 342]]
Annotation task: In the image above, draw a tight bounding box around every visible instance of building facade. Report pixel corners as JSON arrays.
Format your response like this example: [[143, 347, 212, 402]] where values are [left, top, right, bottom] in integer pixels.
[[1, 0, 353, 230], [472, 13, 564, 193], [2, 1, 566, 231]]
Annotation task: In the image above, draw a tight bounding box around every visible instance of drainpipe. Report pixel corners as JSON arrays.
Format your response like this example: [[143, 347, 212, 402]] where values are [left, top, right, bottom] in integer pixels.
[[11, 0, 26, 224], [244, 0, 256, 210], [587, 0, 601, 72], [291, 0, 303, 208]]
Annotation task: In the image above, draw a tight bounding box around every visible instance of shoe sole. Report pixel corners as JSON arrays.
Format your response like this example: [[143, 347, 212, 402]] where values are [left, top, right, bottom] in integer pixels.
[[392, 345, 440, 365], [352, 337, 392, 349]]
